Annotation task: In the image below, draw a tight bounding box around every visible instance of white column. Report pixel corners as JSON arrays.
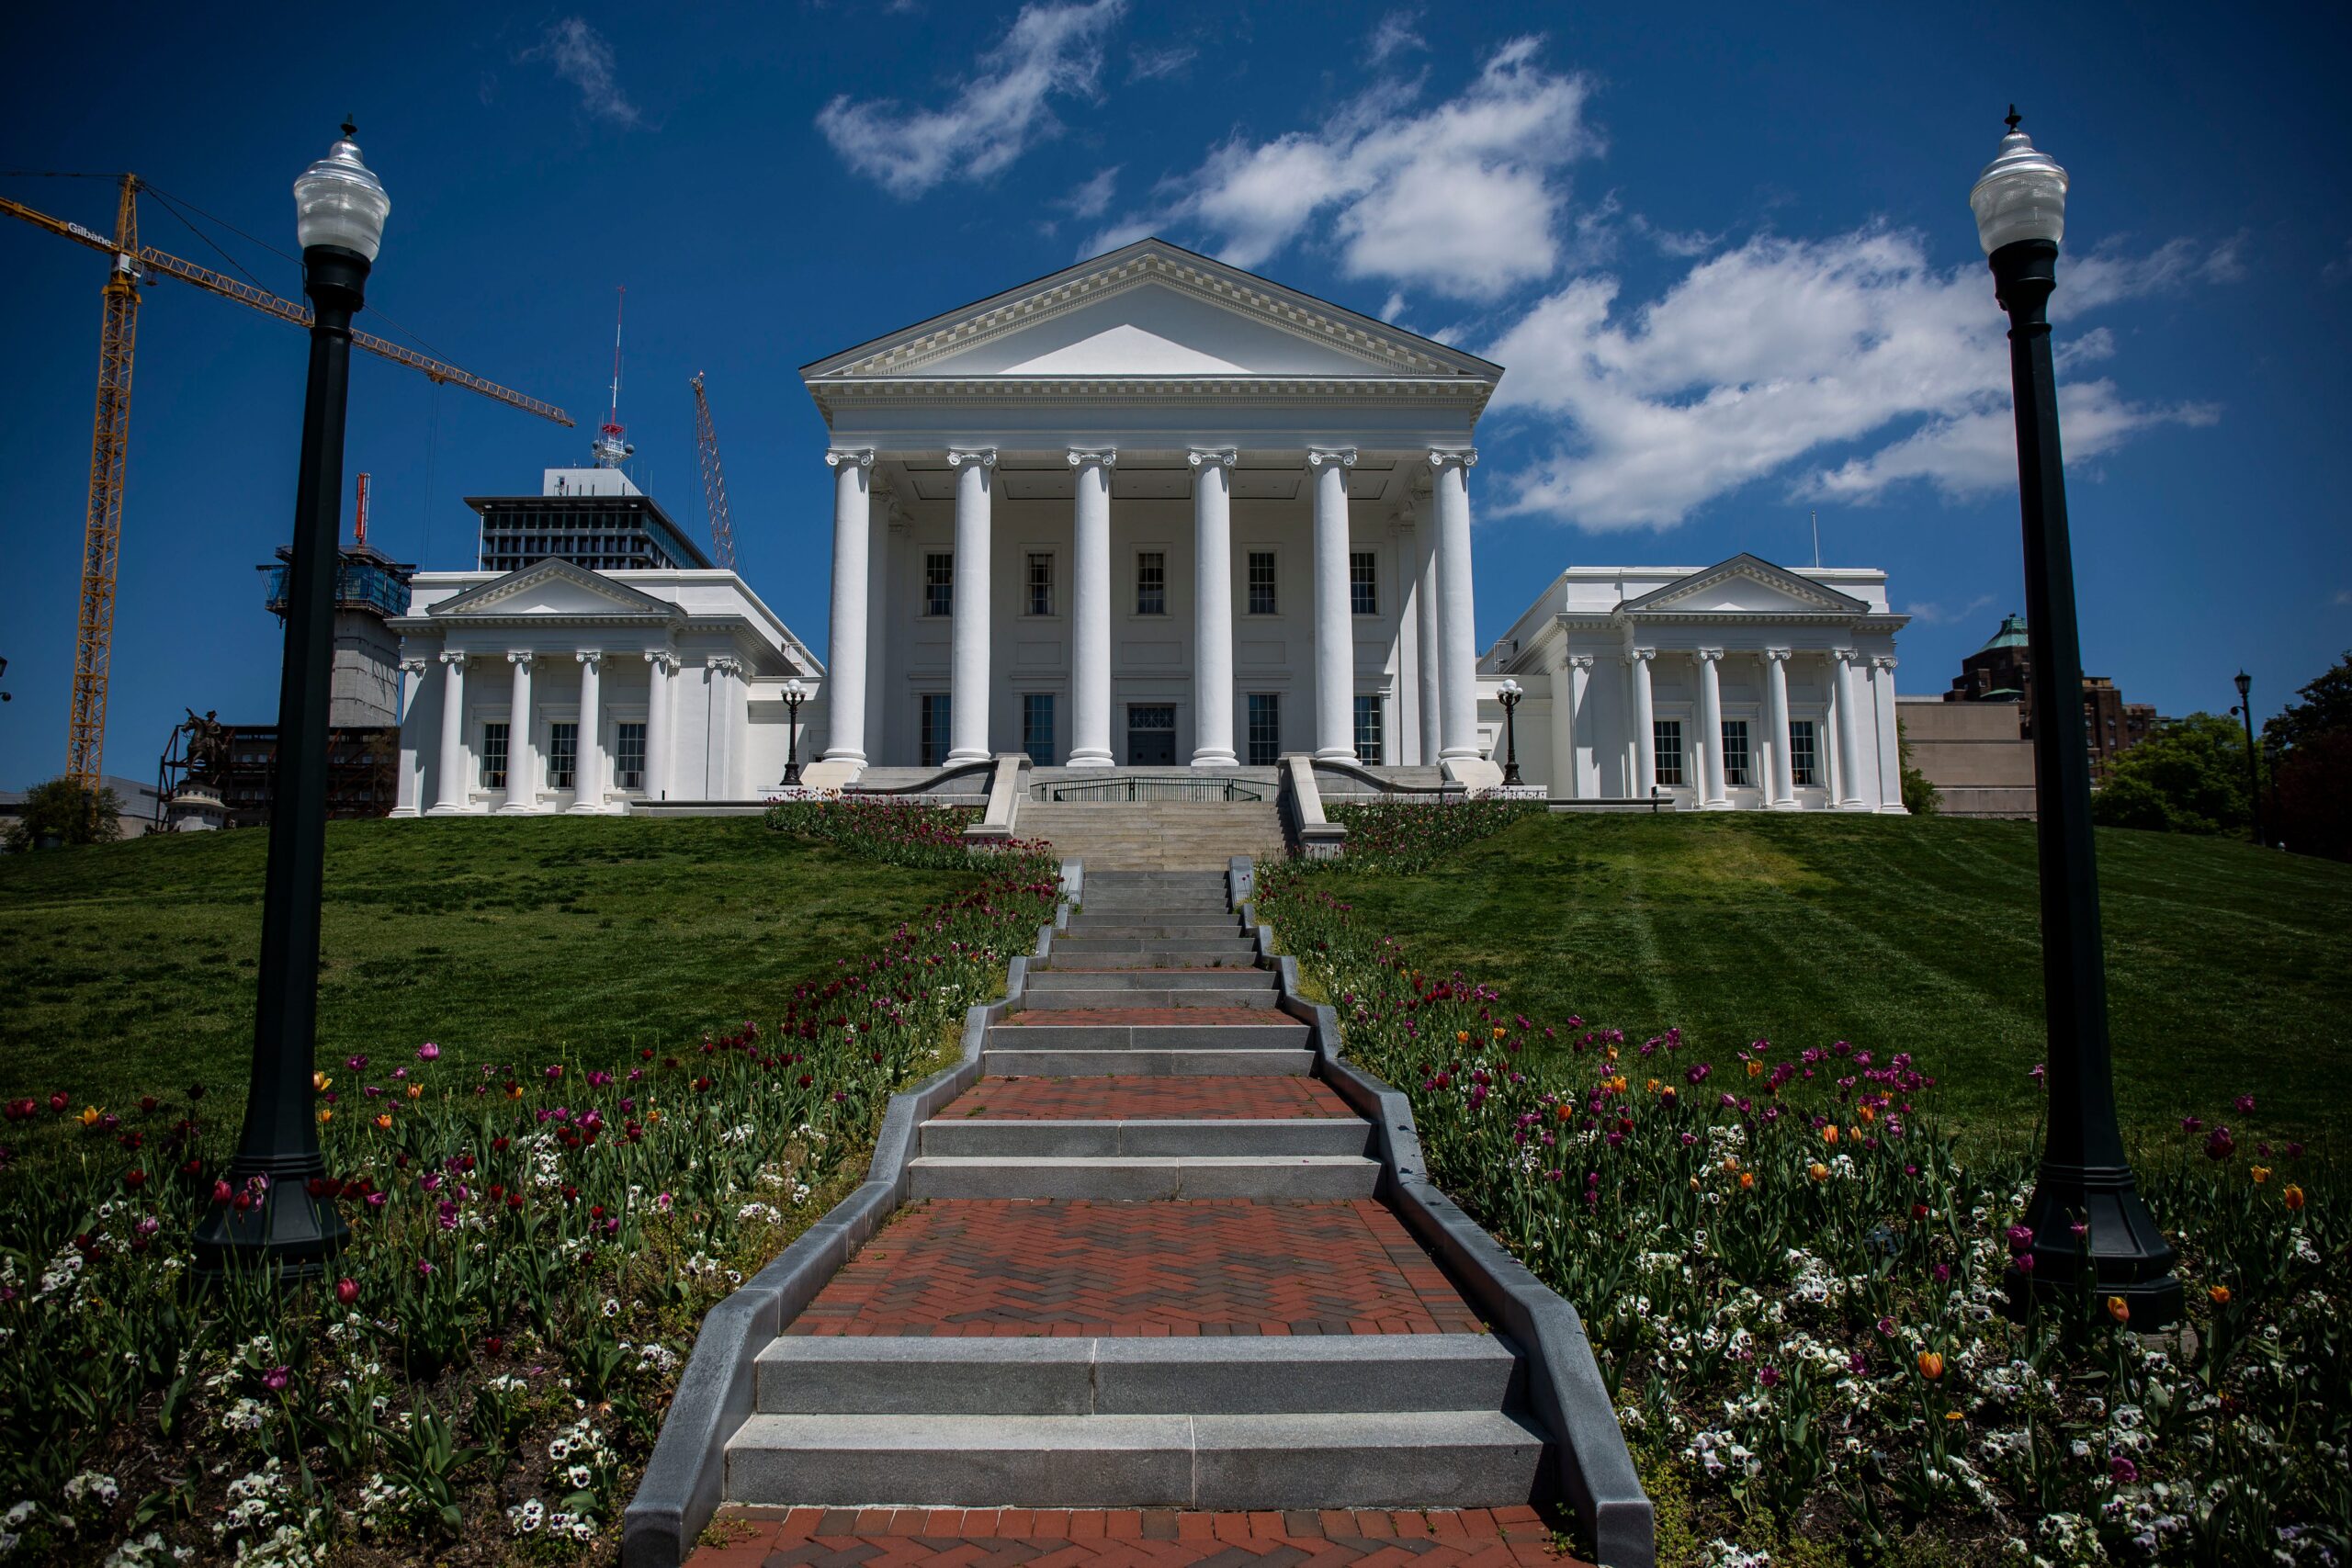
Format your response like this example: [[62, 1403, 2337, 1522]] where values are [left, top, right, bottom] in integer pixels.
[[392, 658, 430, 817], [1308, 447, 1358, 761], [1765, 649, 1798, 808], [1696, 649, 1729, 807], [863, 501, 893, 765], [946, 448, 995, 763], [643, 650, 675, 801], [1630, 649, 1657, 796], [1547, 654, 1576, 799], [430, 650, 469, 814], [1832, 649, 1866, 808], [1069, 446, 1117, 768], [722, 657, 750, 796], [570, 651, 605, 811], [823, 448, 873, 765], [1187, 447, 1238, 767], [1414, 488, 1443, 768], [499, 651, 537, 812], [1871, 656, 1906, 813], [1430, 449, 1481, 764]]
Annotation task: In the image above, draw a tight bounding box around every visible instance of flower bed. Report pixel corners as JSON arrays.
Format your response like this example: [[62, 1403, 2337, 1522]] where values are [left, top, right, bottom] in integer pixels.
[[1258, 865, 2348, 1566], [0, 818, 1057, 1565], [763, 797, 994, 870], [1327, 800, 1541, 874]]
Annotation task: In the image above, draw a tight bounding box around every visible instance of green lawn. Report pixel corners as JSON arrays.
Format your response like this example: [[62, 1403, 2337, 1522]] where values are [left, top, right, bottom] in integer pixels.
[[1302, 812, 2352, 1147], [0, 817, 975, 1112]]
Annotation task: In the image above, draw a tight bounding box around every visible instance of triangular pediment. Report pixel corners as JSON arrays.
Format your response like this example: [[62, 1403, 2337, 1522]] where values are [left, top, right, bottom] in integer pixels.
[[1623, 554, 1869, 617], [803, 238, 1500, 383], [430, 559, 677, 620]]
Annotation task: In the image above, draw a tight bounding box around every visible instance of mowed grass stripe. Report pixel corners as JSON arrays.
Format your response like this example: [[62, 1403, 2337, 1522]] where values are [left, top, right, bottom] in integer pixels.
[[1303, 812, 2352, 1145]]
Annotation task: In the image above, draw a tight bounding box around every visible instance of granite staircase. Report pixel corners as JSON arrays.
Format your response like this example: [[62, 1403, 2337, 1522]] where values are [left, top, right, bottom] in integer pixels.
[[725, 871, 1549, 1511], [1017, 802, 1289, 870]]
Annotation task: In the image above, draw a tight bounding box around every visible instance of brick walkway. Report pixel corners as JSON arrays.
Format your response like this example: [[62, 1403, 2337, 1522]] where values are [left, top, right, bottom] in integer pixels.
[[1001, 1008, 1284, 1027], [940, 1077, 1357, 1121], [684, 1506, 1587, 1567], [784, 1200, 1485, 1337]]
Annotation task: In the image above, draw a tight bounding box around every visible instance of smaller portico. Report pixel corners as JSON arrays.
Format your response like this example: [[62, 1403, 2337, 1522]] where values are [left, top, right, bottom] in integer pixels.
[[388, 558, 821, 815], [1479, 554, 1911, 812]]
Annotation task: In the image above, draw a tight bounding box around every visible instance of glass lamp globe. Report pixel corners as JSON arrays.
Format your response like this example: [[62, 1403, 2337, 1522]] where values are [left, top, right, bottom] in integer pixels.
[[293, 122, 390, 261], [1498, 679, 1522, 700], [784, 678, 808, 702], [1969, 112, 2067, 255]]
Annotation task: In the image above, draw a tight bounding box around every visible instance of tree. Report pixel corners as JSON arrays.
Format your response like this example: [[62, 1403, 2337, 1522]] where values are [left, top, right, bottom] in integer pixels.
[[1896, 722, 1940, 816], [6, 777, 126, 851], [2265, 652, 2352, 861], [2089, 713, 2254, 835]]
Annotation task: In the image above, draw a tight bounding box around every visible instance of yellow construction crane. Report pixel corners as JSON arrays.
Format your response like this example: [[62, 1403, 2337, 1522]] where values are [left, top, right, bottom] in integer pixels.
[[689, 371, 739, 570], [0, 174, 575, 798]]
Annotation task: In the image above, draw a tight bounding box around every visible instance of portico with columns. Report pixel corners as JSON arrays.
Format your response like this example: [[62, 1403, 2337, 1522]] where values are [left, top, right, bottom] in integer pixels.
[[387, 558, 821, 816], [799, 239, 1500, 785], [1477, 554, 1911, 812]]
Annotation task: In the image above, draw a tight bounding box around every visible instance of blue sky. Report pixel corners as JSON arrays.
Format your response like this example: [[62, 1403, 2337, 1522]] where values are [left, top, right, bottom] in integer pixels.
[[4, 0, 2347, 789]]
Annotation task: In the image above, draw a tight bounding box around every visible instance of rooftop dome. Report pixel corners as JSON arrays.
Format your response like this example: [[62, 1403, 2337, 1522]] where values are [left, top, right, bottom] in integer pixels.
[[1975, 613, 2030, 655]]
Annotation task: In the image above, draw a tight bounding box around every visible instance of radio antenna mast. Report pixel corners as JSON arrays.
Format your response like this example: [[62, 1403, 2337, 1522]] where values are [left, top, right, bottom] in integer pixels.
[[1811, 508, 1821, 570], [593, 286, 633, 468]]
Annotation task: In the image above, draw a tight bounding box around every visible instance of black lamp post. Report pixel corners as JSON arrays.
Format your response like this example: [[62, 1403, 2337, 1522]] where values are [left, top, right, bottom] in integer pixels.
[[2233, 670, 2263, 845], [781, 678, 808, 785], [1496, 679, 1523, 786], [194, 124, 389, 1283], [1974, 109, 2179, 1325]]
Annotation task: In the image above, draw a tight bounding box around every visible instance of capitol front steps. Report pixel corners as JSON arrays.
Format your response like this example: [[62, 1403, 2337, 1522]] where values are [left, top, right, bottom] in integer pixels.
[[723, 870, 1555, 1516], [1018, 801, 1288, 870]]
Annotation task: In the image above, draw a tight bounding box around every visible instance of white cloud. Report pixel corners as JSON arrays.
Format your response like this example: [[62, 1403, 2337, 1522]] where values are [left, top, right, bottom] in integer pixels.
[[817, 0, 1124, 197], [1485, 226, 2238, 529], [526, 17, 639, 127], [1904, 592, 1996, 627], [1061, 165, 1121, 220], [1367, 11, 1427, 66], [1127, 42, 1196, 81], [1090, 36, 1595, 300]]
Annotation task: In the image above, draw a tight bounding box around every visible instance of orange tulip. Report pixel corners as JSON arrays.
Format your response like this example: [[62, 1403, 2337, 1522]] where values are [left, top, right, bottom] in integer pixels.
[[318, 1108, 333, 1123], [2250, 1166, 2270, 1185], [2107, 1296, 2131, 1326], [1746, 1059, 1763, 1077], [1554, 1102, 1573, 1122], [1492, 1027, 1506, 1041], [2283, 1185, 2305, 1211], [1808, 1162, 1829, 1183], [1822, 1124, 1839, 1145], [2209, 1285, 2231, 1306], [312, 1072, 332, 1093], [406, 1084, 423, 1100], [1917, 1351, 1944, 1381], [374, 1113, 393, 1131], [1858, 1104, 1877, 1124], [1456, 1032, 1471, 1044], [78, 1106, 102, 1127], [1739, 1171, 1755, 1190]]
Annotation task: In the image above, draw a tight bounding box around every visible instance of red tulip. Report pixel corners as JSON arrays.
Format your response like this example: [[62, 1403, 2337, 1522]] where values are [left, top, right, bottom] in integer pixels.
[[335, 1278, 358, 1305]]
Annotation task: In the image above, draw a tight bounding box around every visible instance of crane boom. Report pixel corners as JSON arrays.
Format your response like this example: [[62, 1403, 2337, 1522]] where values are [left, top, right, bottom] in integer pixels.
[[689, 372, 738, 570], [0, 176, 573, 796]]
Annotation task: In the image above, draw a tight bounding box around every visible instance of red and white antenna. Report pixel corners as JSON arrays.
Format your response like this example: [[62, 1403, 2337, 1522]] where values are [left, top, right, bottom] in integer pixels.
[[592, 286, 634, 468]]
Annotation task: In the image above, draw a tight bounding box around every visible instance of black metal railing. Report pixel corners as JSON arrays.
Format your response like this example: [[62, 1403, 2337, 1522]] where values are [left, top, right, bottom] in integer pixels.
[[1035, 774, 1267, 804]]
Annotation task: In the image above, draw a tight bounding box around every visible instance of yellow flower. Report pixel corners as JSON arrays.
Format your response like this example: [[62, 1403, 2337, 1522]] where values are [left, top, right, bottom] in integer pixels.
[[1809, 1162, 1829, 1183], [312, 1072, 332, 1093], [406, 1084, 423, 1100], [1917, 1350, 1944, 1381], [1746, 1059, 1763, 1077], [79, 1105, 102, 1127], [373, 1112, 393, 1131], [1492, 1027, 1506, 1040], [1822, 1124, 1839, 1145], [2107, 1296, 2131, 1326], [2250, 1166, 2270, 1185], [318, 1108, 333, 1123]]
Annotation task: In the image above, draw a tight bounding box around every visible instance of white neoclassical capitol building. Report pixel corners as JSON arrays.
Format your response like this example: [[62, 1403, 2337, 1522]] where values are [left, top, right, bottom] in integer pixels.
[[387, 239, 1908, 814]]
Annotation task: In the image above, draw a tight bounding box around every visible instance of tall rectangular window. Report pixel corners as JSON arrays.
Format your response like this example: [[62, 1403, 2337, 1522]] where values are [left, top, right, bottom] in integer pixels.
[[1247, 694, 1282, 767], [1350, 551, 1378, 615], [1026, 552, 1054, 616], [1789, 721, 1819, 788], [616, 722, 647, 791], [1246, 551, 1278, 615], [1653, 720, 1684, 787], [481, 722, 509, 790], [548, 722, 579, 790], [919, 694, 952, 768], [1022, 694, 1055, 765], [1136, 551, 1167, 615], [924, 553, 954, 617], [1721, 720, 1752, 788], [1353, 695, 1385, 765]]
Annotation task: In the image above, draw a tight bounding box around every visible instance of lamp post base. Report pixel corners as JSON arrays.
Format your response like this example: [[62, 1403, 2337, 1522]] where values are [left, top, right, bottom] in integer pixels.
[[192, 1182, 350, 1283], [2000, 1158, 2181, 1325]]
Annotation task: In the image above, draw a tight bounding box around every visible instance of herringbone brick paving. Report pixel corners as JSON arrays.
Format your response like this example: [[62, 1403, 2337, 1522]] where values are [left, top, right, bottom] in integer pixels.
[[941, 1077, 1357, 1121], [784, 1200, 1485, 1337], [683, 1506, 1589, 1567]]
